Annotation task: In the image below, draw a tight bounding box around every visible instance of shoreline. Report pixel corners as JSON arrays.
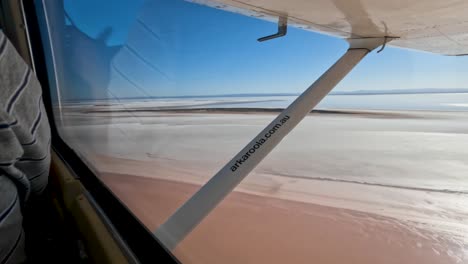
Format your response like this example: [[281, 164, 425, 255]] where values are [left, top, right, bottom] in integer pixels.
[[80, 107, 427, 117], [65, 106, 468, 121], [101, 172, 464, 264]]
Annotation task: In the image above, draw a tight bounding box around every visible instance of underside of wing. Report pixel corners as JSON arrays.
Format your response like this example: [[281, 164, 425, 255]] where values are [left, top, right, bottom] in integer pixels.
[[189, 0, 468, 55]]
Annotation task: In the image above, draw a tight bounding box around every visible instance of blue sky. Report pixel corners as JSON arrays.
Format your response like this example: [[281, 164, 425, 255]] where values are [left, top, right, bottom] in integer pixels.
[[62, 0, 468, 98]]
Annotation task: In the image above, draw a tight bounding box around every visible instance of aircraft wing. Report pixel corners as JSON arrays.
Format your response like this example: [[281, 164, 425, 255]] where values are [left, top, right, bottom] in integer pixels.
[[189, 0, 468, 55]]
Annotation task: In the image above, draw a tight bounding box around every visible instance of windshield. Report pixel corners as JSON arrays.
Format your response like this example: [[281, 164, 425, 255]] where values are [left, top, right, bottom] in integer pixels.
[[36, 0, 468, 263]]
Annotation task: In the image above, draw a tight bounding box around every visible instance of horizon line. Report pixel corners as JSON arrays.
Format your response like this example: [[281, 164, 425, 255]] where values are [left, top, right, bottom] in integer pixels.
[[63, 88, 468, 102]]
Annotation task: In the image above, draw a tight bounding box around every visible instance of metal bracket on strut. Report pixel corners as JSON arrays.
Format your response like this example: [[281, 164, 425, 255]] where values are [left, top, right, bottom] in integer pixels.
[[347, 36, 397, 52], [258, 16, 288, 42]]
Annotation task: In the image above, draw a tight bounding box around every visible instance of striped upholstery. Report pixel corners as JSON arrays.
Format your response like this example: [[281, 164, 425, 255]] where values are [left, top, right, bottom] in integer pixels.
[[0, 30, 51, 263]]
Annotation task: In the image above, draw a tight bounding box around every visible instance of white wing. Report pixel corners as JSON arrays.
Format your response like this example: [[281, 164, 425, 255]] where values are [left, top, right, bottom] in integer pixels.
[[190, 0, 468, 55]]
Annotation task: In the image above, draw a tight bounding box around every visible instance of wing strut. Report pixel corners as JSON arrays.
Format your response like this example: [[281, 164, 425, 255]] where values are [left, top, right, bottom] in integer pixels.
[[155, 37, 393, 250]]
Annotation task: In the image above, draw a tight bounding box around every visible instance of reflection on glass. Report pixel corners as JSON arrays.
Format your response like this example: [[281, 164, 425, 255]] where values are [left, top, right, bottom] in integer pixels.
[[36, 0, 468, 263]]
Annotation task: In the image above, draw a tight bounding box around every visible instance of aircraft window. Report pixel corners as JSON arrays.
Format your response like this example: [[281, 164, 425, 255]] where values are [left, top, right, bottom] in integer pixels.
[[35, 0, 468, 263]]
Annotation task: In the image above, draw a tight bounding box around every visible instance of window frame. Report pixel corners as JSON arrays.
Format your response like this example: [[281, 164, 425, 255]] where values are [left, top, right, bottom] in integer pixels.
[[21, 1, 180, 263]]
